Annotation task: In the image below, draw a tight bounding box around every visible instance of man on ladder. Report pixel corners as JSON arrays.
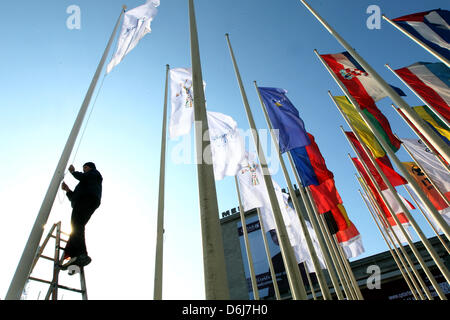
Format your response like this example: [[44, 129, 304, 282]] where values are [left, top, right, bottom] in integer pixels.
[[60, 162, 102, 271]]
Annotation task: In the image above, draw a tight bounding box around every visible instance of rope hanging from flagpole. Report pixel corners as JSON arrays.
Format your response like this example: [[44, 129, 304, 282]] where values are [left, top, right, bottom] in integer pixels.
[[68, 73, 108, 168]]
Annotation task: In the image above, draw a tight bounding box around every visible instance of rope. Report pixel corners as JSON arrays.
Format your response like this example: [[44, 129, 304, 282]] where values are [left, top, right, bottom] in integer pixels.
[[59, 74, 108, 203], [70, 73, 108, 165]]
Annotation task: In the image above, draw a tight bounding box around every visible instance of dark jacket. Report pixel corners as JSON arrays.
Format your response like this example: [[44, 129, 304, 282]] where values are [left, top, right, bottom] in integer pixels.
[[66, 169, 103, 205]]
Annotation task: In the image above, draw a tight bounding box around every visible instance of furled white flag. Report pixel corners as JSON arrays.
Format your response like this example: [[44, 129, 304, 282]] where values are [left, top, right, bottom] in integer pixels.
[[401, 138, 450, 198], [206, 111, 246, 180], [281, 192, 326, 272], [106, 0, 160, 74]]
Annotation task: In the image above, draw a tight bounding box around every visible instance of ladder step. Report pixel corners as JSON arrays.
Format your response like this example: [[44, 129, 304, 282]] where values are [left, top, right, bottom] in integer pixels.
[[40, 254, 56, 262], [50, 235, 68, 242], [29, 277, 85, 294]]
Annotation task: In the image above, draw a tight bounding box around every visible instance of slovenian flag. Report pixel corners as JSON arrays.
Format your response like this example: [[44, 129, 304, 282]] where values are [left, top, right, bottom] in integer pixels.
[[320, 51, 405, 108], [392, 9, 450, 61], [394, 62, 450, 123]]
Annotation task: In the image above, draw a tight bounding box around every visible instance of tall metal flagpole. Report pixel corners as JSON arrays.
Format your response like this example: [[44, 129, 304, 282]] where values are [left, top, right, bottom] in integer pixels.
[[382, 15, 450, 68], [300, 0, 450, 164], [5, 6, 126, 300], [356, 172, 431, 300], [316, 50, 450, 242], [357, 188, 422, 300], [256, 208, 282, 300], [305, 187, 354, 299], [234, 177, 260, 300], [153, 64, 170, 300], [384, 64, 450, 129], [286, 153, 345, 300], [225, 33, 308, 300], [254, 81, 332, 300], [188, 0, 229, 299]]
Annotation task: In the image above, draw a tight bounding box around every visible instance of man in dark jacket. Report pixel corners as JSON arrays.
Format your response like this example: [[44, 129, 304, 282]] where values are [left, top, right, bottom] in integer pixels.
[[60, 162, 102, 270]]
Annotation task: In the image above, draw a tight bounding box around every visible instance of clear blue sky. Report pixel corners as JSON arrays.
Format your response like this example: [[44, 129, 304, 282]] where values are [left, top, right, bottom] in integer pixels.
[[0, 0, 447, 300]]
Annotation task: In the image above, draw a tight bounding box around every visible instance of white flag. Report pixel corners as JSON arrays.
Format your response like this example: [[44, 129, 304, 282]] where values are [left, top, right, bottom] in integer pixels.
[[106, 0, 160, 74], [237, 154, 291, 232], [206, 111, 246, 180], [401, 138, 450, 197], [169, 68, 203, 138], [282, 194, 326, 272]]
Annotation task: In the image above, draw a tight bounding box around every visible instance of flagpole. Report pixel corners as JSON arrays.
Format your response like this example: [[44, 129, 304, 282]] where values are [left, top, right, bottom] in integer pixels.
[[343, 134, 445, 300], [5, 6, 126, 300], [384, 64, 450, 129], [317, 51, 450, 242], [356, 172, 430, 300], [382, 15, 450, 68], [300, 0, 450, 164], [403, 185, 450, 254], [357, 187, 422, 300], [256, 208, 282, 300], [254, 82, 332, 300], [225, 33, 307, 300], [390, 104, 450, 170], [400, 138, 450, 207], [234, 177, 260, 300], [153, 64, 169, 300], [286, 153, 345, 300], [330, 231, 364, 300], [302, 262, 317, 300], [188, 0, 229, 299], [317, 213, 359, 300], [304, 187, 354, 299]]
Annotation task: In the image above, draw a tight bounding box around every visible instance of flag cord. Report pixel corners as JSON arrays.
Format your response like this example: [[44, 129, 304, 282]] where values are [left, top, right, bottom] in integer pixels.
[[69, 73, 108, 168]]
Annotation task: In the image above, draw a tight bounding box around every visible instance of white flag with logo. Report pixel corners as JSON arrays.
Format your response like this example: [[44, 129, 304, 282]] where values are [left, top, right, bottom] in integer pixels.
[[401, 138, 450, 197], [169, 68, 206, 138], [106, 0, 160, 74], [237, 154, 291, 232], [206, 111, 246, 180]]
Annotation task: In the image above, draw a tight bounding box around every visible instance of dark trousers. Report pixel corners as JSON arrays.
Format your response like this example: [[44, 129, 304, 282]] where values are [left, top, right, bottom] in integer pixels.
[[64, 196, 100, 259]]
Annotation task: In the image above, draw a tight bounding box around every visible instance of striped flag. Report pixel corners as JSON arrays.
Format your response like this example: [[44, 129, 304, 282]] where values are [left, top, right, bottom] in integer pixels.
[[413, 105, 450, 144], [394, 62, 450, 122], [334, 95, 385, 157], [320, 52, 405, 108], [353, 158, 413, 242], [392, 9, 450, 60], [345, 131, 407, 188]]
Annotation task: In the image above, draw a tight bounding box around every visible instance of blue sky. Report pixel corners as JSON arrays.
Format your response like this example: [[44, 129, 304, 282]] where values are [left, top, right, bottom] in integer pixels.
[[0, 0, 448, 300]]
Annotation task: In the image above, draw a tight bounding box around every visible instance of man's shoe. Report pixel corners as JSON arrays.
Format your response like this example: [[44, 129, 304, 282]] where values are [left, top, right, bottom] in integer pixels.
[[60, 257, 78, 270], [75, 254, 92, 267]]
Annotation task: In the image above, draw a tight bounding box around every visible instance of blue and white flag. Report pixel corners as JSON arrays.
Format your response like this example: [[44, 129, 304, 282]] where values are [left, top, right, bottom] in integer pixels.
[[392, 9, 450, 60]]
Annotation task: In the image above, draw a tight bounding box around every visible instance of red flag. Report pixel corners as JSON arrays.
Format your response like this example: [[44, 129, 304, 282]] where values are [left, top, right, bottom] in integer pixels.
[[346, 132, 407, 189], [305, 133, 334, 184], [310, 179, 343, 214]]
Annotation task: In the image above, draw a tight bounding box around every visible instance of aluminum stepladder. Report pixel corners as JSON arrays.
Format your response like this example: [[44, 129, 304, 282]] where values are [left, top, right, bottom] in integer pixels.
[[26, 221, 88, 300]]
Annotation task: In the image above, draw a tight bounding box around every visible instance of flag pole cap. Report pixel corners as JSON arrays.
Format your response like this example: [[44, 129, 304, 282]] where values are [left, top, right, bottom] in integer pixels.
[[122, 5, 127, 10]]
